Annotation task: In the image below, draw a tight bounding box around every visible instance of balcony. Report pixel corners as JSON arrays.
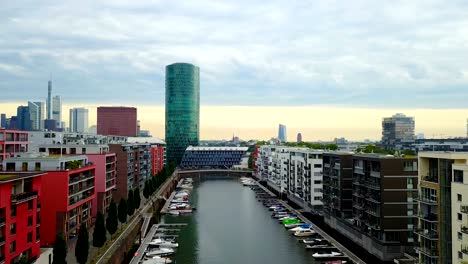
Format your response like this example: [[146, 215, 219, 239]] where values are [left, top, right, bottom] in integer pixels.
[[370, 171, 380, 178], [11, 190, 38, 204], [69, 173, 94, 185], [422, 175, 438, 184], [365, 181, 381, 190], [415, 196, 438, 205], [0, 236, 5, 246], [462, 225, 468, 235], [415, 229, 438, 240], [0, 217, 5, 227], [462, 205, 468, 214], [418, 213, 438, 223], [415, 246, 438, 258], [462, 245, 468, 255]]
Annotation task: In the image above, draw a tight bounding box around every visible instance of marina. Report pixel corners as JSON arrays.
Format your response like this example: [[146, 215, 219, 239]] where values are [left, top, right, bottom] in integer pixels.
[[132, 176, 365, 264]]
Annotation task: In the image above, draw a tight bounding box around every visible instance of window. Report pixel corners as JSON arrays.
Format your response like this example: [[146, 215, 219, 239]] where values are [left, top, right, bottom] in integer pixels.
[[28, 216, 33, 227], [455, 170, 464, 183], [459, 251, 463, 259], [10, 223, 16, 235], [459, 213, 463, 221], [82, 148, 86, 154], [35, 162, 41, 171], [314, 180, 322, 184], [459, 232, 463, 240], [314, 197, 321, 200], [459, 194, 463, 202], [36, 227, 40, 241], [21, 162, 28, 171], [314, 164, 322, 168], [11, 205, 16, 217], [28, 200, 33, 210], [39, 147, 46, 152], [71, 148, 76, 154], [10, 241, 16, 253], [27, 232, 33, 243]]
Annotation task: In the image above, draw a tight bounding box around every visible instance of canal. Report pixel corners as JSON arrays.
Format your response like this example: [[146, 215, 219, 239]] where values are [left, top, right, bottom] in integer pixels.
[[163, 177, 316, 264]]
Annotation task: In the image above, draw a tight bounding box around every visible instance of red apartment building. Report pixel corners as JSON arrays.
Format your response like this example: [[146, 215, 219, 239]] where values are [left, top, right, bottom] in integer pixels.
[[3, 155, 96, 245], [0, 172, 43, 263], [97, 107, 137, 136], [87, 153, 117, 217], [0, 129, 28, 171], [151, 145, 165, 176]]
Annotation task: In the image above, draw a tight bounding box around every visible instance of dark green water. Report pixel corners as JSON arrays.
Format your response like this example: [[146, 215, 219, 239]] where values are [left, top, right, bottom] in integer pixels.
[[163, 177, 316, 264]]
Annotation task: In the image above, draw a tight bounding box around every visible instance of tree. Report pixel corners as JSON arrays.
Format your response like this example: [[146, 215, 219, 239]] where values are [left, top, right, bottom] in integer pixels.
[[53, 233, 67, 264], [143, 181, 150, 199], [118, 198, 127, 224], [93, 212, 106, 247], [127, 189, 135, 216], [134, 187, 141, 209], [75, 223, 89, 264], [106, 201, 118, 236]]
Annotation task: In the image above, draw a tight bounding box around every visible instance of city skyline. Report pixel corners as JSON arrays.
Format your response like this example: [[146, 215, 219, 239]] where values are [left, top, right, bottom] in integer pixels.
[[1, 1, 468, 108], [1, 102, 467, 141]]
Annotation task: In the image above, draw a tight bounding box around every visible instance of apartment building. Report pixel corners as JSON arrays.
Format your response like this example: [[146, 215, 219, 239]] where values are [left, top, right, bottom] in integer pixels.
[[0, 129, 28, 170], [0, 172, 43, 263], [415, 152, 468, 264], [3, 155, 96, 245]]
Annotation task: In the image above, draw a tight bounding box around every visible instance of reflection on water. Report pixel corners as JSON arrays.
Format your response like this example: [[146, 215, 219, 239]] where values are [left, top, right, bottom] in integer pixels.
[[163, 177, 316, 264]]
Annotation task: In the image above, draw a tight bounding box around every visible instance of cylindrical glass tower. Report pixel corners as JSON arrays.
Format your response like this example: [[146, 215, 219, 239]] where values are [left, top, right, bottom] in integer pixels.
[[165, 62, 200, 165]]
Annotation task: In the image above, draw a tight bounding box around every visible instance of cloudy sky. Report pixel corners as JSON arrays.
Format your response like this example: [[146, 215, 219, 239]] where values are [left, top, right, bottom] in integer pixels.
[[1, 0, 467, 140]]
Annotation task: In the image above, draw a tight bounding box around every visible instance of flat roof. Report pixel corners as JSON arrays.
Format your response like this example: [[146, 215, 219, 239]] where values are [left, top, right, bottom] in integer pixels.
[[0, 172, 46, 183], [126, 137, 165, 144], [186, 146, 248, 151], [4, 154, 88, 161]]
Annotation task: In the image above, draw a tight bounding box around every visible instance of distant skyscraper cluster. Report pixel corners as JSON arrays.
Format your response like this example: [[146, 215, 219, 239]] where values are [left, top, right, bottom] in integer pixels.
[[0, 80, 70, 132], [278, 124, 287, 142], [165, 62, 200, 165]]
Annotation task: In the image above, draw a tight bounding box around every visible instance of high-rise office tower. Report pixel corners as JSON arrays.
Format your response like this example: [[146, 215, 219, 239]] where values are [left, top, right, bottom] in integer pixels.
[[27, 101, 45, 130], [16, 106, 32, 131], [165, 62, 200, 165], [52, 95, 62, 127], [69, 108, 89, 133], [47, 80, 52, 119], [381, 113, 415, 150], [0, 114, 6, 128], [297, 133, 302, 143], [278, 124, 287, 142], [97, 107, 137, 136]]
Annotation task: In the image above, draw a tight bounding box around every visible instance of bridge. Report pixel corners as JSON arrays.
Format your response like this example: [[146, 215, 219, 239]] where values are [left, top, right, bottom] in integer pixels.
[[176, 169, 253, 178]]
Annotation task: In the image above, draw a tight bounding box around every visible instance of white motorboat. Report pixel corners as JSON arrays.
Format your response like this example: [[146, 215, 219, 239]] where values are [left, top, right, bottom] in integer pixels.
[[312, 251, 343, 259], [284, 222, 304, 228], [302, 238, 326, 244], [168, 210, 180, 216], [294, 228, 316, 237], [180, 184, 193, 189], [174, 192, 189, 198], [143, 256, 173, 264], [145, 247, 175, 257], [277, 216, 297, 221], [148, 239, 179, 248], [288, 225, 311, 232]]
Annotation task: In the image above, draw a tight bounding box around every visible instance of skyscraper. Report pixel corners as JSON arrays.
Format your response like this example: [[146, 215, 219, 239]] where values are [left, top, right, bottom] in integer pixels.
[[52, 95, 62, 127], [28, 101, 45, 130], [69, 108, 89, 133], [381, 113, 415, 150], [278, 124, 287, 142], [165, 62, 200, 165], [0, 114, 6, 128], [297, 133, 302, 143], [97, 107, 137, 136], [16, 106, 32, 131], [47, 80, 52, 120]]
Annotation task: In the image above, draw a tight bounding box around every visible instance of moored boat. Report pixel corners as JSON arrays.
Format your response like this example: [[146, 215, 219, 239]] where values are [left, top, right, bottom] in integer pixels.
[[294, 228, 316, 237]]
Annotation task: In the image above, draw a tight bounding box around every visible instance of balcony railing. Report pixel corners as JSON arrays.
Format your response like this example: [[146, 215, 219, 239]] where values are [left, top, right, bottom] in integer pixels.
[[415, 246, 438, 258], [11, 190, 38, 204], [0, 216, 5, 227], [69, 174, 94, 184], [418, 213, 438, 222], [462, 225, 468, 235], [415, 229, 438, 240], [422, 175, 438, 184], [0, 236, 5, 246], [415, 196, 438, 205]]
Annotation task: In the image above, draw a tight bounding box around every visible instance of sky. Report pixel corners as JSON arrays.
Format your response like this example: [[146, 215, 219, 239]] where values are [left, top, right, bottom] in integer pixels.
[[0, 0, 467, 140]]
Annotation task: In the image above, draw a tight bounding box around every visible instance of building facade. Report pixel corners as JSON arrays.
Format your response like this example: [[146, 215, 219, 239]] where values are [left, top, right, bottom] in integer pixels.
[[0, 129, 29, 171], [97, 107, 137, 136], [451, 156, 468, 264], [382, 113, 415, 151], [46, 80, 52, 120], [16, 106, 31, 131], [415, 152, 468, 264], [180, 146, 248, 169], [87, 153, 117, 217], [69, 108, 89, 133], [165, 62, 200, 165], [278, 124, 287, 142], [27, 102, 44, 131], [0, 172, 43, 263], [52, 95, 62, 128], [2, 155, 96, 244]]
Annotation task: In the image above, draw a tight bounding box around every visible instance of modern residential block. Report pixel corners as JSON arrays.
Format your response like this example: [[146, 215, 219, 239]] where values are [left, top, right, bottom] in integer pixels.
[[165, 62, 200, 165], [0, 129, 29, 171], [2, 155, 96, 244], [0, 172, 43, 263]]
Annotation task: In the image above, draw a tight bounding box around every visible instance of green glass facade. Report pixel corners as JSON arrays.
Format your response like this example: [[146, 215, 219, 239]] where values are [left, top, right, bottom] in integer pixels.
[[165, 63, 200, 165]]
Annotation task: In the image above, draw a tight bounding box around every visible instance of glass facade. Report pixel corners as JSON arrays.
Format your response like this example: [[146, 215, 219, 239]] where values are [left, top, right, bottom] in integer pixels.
[[165, 63, 200, 165]]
